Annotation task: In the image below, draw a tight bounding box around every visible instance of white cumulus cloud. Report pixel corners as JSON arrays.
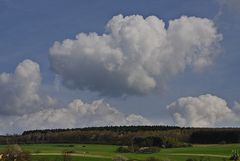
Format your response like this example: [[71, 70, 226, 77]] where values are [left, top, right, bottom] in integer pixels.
[[0, 59, 152, 134], [49, 14, 222, 96], [0, 99, 152, 134], [167, 94, 240, 127], [0, 59, 43, 115]]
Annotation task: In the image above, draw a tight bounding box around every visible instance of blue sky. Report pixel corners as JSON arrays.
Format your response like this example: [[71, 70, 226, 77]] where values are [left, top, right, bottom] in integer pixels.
[[0, 0, 239, 133]]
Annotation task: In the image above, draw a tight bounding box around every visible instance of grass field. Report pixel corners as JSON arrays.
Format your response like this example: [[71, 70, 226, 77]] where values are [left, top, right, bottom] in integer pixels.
[[0, 143, 239, 161]]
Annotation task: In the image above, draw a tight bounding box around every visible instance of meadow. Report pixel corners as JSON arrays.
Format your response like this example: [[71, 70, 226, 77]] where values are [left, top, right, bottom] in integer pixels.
[[0, 143, 239, 161]]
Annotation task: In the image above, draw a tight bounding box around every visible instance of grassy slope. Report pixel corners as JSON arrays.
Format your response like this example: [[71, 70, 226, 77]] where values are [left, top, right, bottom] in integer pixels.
[[0, 144, 239, 161]]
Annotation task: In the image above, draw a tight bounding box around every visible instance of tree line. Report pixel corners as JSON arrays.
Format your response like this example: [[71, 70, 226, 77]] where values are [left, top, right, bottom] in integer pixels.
[[0, 126, 240, 146]]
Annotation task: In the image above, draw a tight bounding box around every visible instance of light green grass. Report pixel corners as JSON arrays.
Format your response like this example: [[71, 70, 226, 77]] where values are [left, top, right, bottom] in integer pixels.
[[0, 144, 239, 161], [31, 155, 112, 161]]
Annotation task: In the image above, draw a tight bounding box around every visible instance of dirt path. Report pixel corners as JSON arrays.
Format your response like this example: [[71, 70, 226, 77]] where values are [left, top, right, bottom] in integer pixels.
[[169, 153, 229, 158]]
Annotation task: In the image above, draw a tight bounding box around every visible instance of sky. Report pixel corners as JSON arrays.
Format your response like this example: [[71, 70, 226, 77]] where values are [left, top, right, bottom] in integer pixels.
[[0, 0, 240, 134]]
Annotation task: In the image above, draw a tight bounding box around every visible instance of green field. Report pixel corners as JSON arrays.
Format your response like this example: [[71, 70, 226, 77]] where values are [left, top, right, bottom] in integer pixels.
[[0, 144, 239, 161]]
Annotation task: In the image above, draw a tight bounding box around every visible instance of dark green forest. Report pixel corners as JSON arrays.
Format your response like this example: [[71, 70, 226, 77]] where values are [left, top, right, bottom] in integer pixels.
[[1, 126, 240, 147]]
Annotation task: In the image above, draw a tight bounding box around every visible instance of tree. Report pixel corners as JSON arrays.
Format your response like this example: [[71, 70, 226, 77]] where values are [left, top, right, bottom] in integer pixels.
[[1, 144, 31, 161]]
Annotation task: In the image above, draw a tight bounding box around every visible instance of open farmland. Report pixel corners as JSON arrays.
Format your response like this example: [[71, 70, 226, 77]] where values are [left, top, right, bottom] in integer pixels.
[[0, 143, 239, 161]]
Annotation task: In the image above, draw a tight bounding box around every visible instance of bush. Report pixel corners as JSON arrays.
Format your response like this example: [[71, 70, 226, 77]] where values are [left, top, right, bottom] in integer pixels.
[[62, 149, 75, 153], [137, 147, 160, 154], [1, 144, 31, 161], [117, 146, 160, 154], [164, 141, 192, 148], [132, 137, 163, 147], [116, 147, 131, 153]]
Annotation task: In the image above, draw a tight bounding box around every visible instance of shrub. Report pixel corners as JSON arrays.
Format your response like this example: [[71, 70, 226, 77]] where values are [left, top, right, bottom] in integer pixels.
[[132, 137, 163, 147], [62, 149, 75, 153], [137, 147, 160, 154], [116, 146, 131, 153], [1, 144, 31, 161], [117, 146, 160, 154], [164, 141, 192, 148]]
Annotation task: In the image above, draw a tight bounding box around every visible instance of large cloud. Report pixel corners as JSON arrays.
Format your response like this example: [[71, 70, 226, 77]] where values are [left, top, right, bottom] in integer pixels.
[[0, 60, 43, 115], [49, 14, 222, 96], [0, 99, 151, 134], [167, 94, 240, 127], [0, 60, 152, 134], [0, 59, 58, 116]]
